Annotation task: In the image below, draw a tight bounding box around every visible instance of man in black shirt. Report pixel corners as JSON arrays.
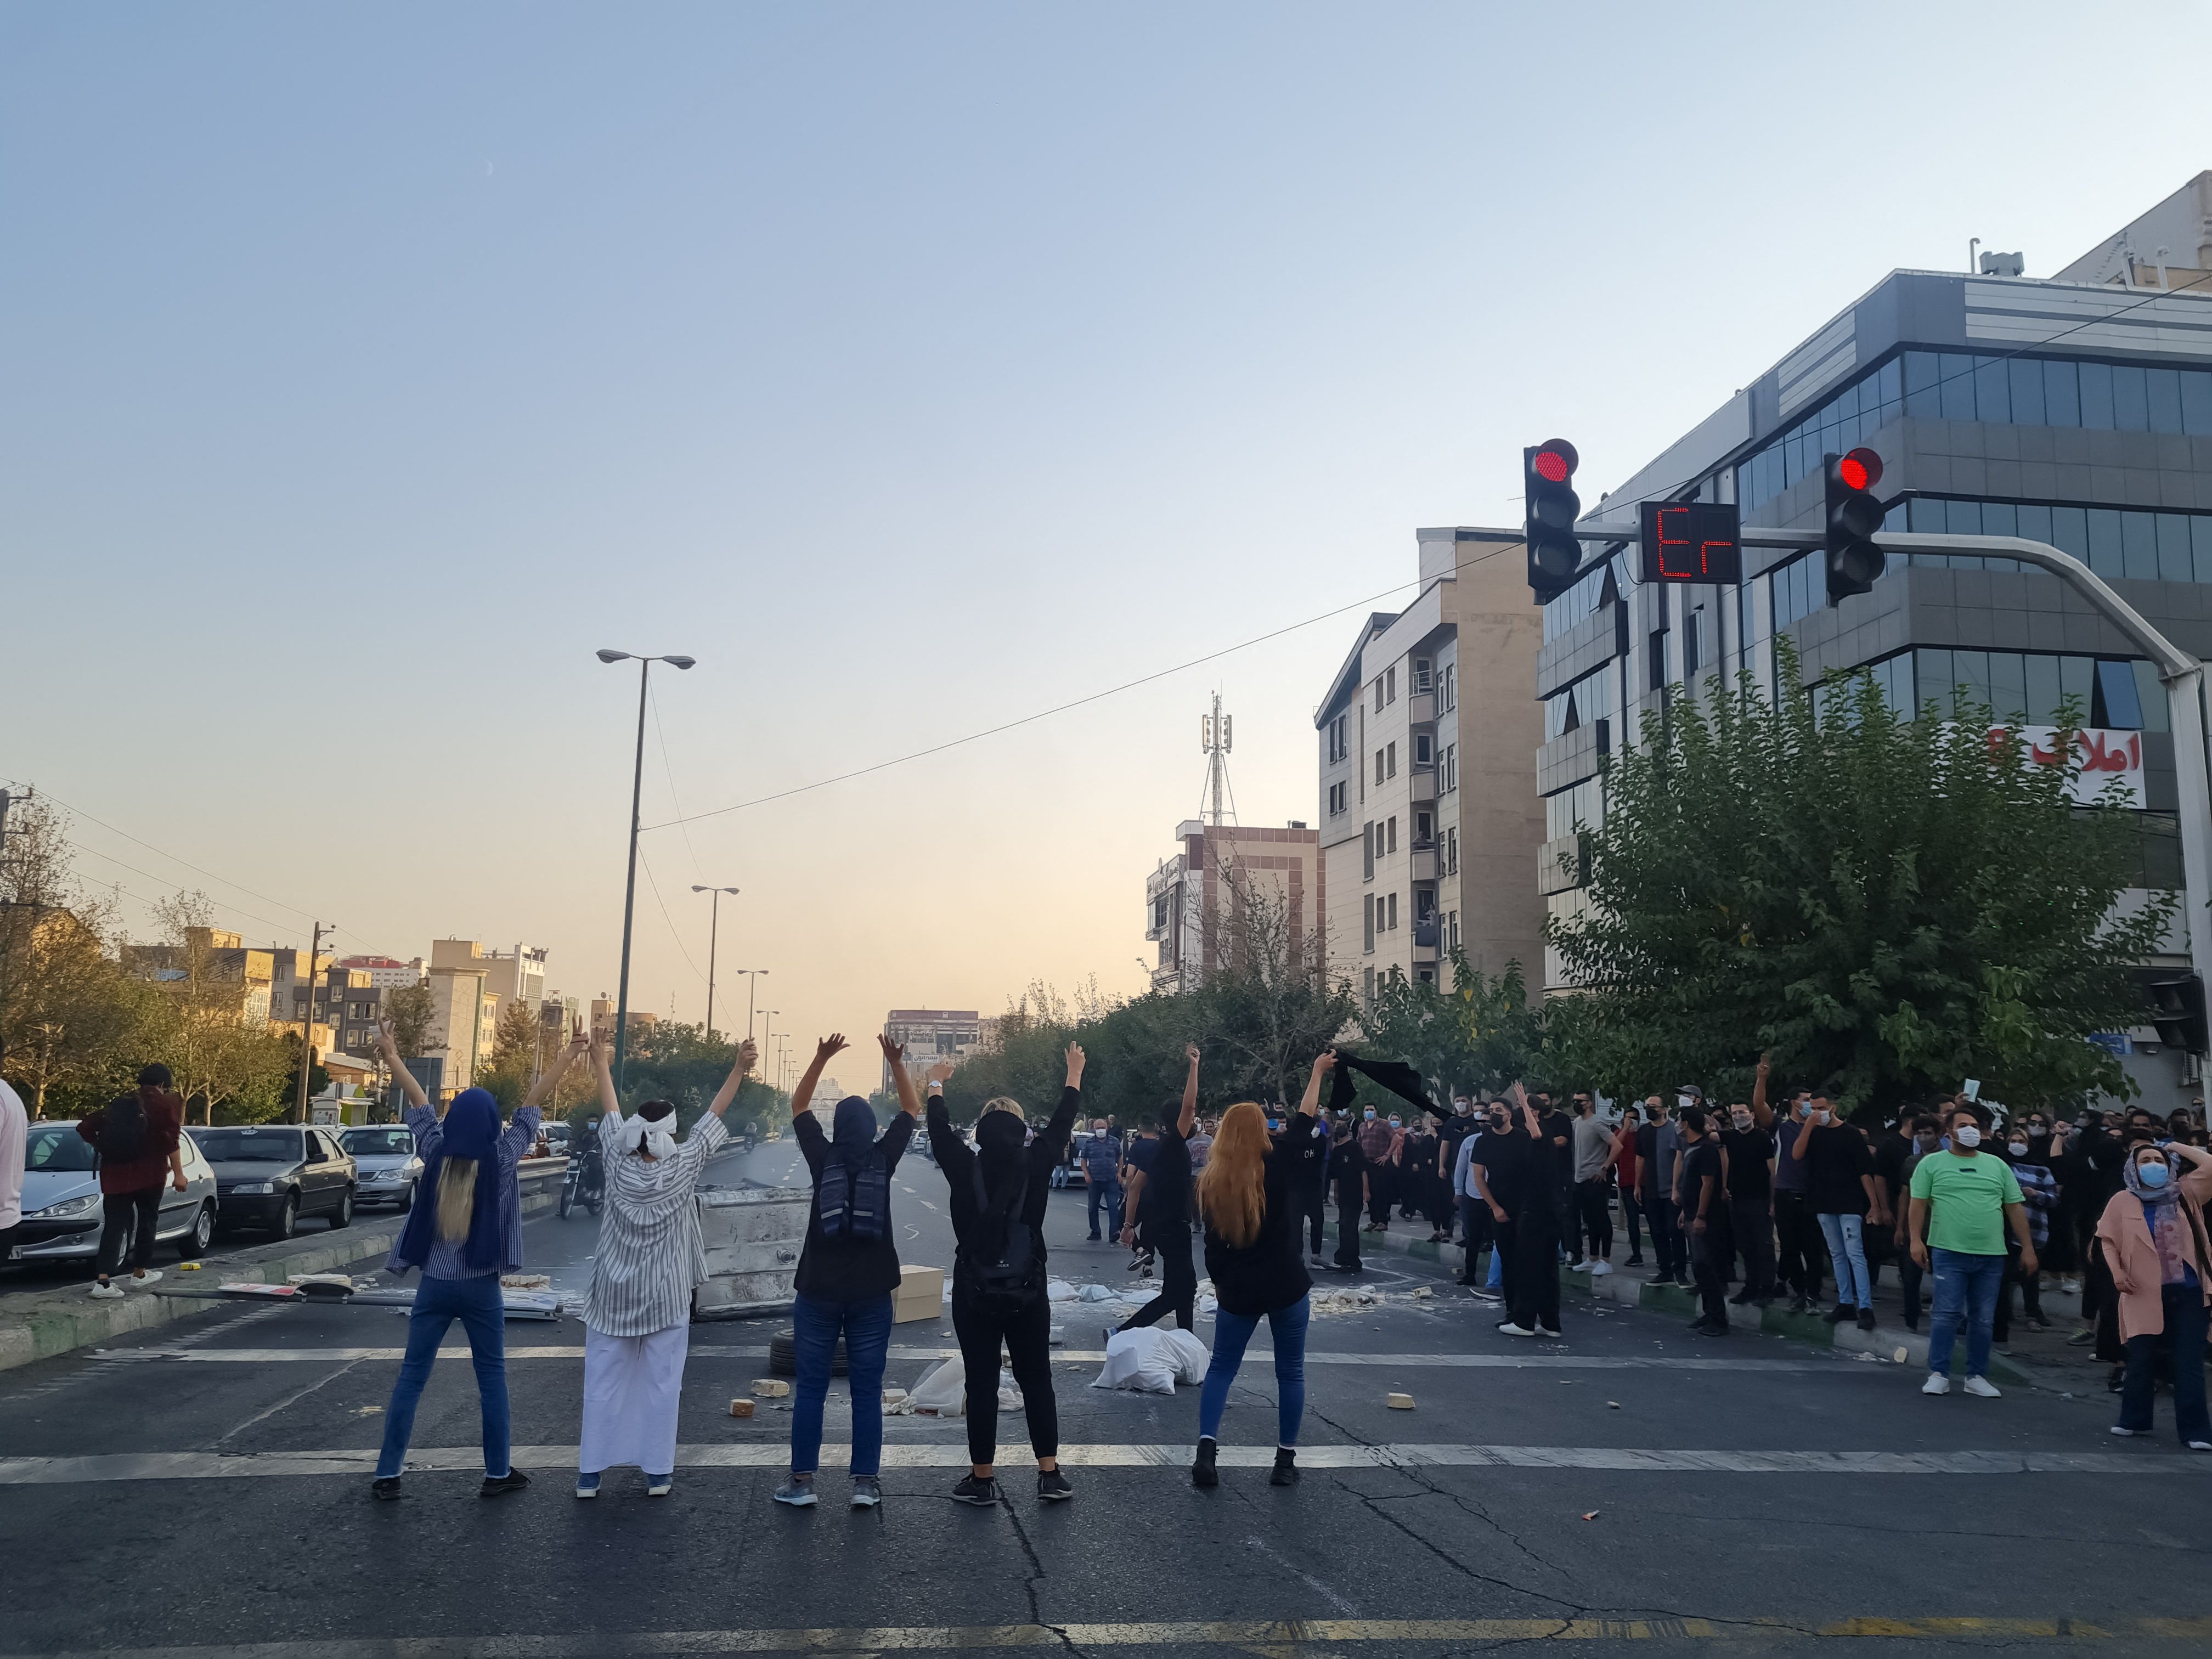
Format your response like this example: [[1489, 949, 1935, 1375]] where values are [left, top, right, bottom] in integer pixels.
[[1719, 1096, 1778, 1305], [1116, 1046, 1201, 1334], [1281, 1101, 1332, 1265], [1327, 1113, 1367, 1273], [1677, 1105, 1729, 1334], [1799, 1082, 1887, 1330]]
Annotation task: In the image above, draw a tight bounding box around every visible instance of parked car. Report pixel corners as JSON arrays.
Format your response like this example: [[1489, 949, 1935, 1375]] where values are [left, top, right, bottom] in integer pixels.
[[338, 1125, 424, 1211], [542, 1122, 572, 1158], [187, 1125, 356, 1239], [9, 1122, 219, 1266]]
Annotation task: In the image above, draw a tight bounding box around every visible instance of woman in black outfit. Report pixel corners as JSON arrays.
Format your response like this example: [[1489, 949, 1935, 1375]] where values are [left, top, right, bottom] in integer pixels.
[[1115, 1046, 1203, 1334], [913, 1042, 1085, 1506], [1192, 1050, 1331, 1489], [1328, 1112, 1367, 1273]]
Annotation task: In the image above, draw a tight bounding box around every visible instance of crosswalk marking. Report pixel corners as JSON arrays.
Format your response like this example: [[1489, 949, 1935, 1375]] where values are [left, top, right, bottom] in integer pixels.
[[3, 1613, 2209, 1655], [2, 1441, 2202, 1486]]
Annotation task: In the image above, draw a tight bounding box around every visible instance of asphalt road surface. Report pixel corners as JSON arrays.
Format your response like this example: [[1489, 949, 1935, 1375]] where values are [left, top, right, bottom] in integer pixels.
[[4, 1128, 2211, 1658]]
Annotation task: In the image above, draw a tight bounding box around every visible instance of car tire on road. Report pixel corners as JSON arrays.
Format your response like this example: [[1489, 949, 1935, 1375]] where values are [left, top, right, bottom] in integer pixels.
[[270, 1194, 298, 1240], [329, 1189, 352, 1230], [179, 1202, 216, 1259], [396, 1183, 414, 1213], [768, 1331, 849, 1378]]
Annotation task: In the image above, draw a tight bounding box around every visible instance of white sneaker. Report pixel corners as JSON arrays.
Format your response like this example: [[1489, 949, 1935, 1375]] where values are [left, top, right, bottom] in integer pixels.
[[2188, 1441, 2212, 1452], [89, 1282, 124, 1300], [2110, 1425, 2145, 1437], [1921, 1373, 1950, 1395], [1538, 1326, 1564, 1339], [2058, 1278, 2080, 1295], [1496, 1322, 1537, 1338], [1962, 1375, 2001, 1398], [1588, 1261, 1613, 1276], [128, 1271, 163, 1288]]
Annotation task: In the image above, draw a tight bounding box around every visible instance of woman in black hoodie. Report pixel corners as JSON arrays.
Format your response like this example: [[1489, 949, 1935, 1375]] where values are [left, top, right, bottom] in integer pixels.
[[910, 1042, 1085, 1506]]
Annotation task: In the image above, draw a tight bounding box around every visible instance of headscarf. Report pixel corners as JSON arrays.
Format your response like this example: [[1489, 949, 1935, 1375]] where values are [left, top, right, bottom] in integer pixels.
[[975, 1109, 1029, 1200], [831, 1095, 877, 1155], [392, 1086, 506, 1273], [2125, 1149, 2182, 1207], [614, 1100, 679, 1161]]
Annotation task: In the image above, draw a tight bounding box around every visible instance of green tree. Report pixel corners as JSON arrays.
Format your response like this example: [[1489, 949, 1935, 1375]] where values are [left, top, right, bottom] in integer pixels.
[[1545, 644, 2170, 1117], [472, 999, 548, 1113], [381, 980, 439, 1061]]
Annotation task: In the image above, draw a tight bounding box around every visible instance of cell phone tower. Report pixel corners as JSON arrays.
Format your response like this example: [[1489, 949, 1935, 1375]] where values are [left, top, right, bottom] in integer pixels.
[[1200, 691, 1234, 829]]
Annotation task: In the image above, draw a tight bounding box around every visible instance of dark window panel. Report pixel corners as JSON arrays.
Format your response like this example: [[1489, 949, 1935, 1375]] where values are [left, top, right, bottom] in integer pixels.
[[2147, 368, 2184, 435]]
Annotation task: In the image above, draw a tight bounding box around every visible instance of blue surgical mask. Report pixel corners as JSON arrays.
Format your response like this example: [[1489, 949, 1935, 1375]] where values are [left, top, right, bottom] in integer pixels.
[[1389, 1116, 1401, 1128], [2140, 1161, 2171, 1189], [1364, 1109, 1376, 1121]]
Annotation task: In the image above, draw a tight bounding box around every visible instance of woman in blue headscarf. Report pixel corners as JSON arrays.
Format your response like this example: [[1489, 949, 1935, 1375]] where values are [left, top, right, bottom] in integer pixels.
[[368, 1017, 587, 1500], [773, 1034, 918, 1510]]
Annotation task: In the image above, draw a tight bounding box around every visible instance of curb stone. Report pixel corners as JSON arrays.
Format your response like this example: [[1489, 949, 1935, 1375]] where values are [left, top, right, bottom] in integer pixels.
[[0, 1173, 560, 1373]]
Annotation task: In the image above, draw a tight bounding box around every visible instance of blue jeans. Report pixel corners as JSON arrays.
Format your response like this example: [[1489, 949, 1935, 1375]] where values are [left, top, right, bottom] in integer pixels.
[[376, 1273, 509, 1479], [1198, 1295, 1310, 1447], [2119, 1283, 2212, 1444], [790, 1291, 894, 1477], [1087, 1176, 1123, 1240], [1926, 1247, 2005, 1379], [1817, 1212, 1873, 1310]]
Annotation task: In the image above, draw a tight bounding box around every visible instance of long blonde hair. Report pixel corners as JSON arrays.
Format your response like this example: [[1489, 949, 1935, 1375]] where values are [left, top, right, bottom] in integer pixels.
[[1195, 1101, 1270, 1248], [435, 1157, 479, 1243]]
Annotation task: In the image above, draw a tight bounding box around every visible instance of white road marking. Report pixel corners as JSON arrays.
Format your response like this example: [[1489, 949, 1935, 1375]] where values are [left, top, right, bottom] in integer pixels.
[[2, 1441, 2202, 1485]]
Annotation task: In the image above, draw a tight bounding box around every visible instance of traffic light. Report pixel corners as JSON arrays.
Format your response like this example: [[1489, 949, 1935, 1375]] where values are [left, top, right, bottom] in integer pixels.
[[2141, 970, 2209, 1055], [1525, 439, 1582, 602], [1824, 447, 1886, 604]]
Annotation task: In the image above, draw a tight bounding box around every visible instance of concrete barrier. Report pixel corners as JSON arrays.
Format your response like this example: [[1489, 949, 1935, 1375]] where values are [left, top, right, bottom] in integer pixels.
[[0, 1167, 562, 1374]]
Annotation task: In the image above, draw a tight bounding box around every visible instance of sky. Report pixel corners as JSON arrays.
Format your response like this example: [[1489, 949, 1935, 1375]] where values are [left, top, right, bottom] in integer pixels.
[[5, 3, 2210, 1087]]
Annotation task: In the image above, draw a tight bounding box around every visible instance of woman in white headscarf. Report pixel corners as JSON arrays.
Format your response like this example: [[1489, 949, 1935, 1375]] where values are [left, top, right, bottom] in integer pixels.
[[575, 1032, 757, 1498]]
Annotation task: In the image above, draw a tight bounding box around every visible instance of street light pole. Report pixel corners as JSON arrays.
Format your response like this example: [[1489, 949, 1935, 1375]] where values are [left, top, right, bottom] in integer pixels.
[[597, 649, 695, 1097], [743, 969, 768, 1042], [691, 885, 740, 1039], [292, 921, 326, 1125]]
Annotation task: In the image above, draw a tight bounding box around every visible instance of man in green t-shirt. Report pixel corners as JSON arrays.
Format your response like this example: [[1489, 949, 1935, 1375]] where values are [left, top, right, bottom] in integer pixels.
[[1908, 1103, 2036, 1398]]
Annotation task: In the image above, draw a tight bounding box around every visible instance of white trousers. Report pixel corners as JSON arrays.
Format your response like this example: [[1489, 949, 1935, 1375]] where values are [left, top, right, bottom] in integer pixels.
[[580, 1322, 690, 1475]]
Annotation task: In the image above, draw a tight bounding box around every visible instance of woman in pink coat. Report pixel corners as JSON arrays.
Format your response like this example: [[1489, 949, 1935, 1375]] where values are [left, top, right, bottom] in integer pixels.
[[2095, 1138, 2212, 1449]]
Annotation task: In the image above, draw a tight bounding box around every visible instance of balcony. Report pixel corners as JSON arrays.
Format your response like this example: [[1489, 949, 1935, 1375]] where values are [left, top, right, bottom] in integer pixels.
[[1409, 767, 1437, 804], [1410, 843, 1439, 882], [1407, 690, 1436, 727]]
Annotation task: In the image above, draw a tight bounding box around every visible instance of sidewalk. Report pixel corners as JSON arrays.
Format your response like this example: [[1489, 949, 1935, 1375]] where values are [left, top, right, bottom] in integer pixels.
[[1337, 1207, 2109, 1390]]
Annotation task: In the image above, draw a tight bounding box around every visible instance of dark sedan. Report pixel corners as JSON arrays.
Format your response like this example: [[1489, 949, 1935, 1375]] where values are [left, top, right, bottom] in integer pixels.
[[187, 1125, 357, 1239]]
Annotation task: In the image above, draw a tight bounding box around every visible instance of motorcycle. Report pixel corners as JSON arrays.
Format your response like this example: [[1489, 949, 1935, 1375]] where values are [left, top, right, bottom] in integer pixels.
[[558, 1138, 604, 1220]]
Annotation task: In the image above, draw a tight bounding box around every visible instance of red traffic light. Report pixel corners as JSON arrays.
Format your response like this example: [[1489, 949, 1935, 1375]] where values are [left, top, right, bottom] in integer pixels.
[[1532, 440, 1578, 483], [1838, 447, 1883, 492]]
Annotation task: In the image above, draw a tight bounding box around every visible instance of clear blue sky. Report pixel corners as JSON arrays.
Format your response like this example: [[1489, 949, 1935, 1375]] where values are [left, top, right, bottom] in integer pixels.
[[5, 3, 2207, 1071]]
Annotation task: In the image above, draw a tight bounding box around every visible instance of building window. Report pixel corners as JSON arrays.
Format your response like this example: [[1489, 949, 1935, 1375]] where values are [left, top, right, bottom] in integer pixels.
[[1545, 776, 1604, 840], [1442, 743, 1458, 793], [1374, 749, 1386, 786], [1416, 967, 1436, 985], [1363, 896, 1375, 953], [1385, 666, 1397, 704], [1446, 828, 1459, 874], [1328, 781, 1347, 815], [1326, 713, 1350, 763], [1363, 822, 1375, 881], [1386, 893, 1399, 930], [1770, 552, 1820, 633], [1859, 646, 2170, 729], [1449, 909, 1461, 949], [1373, 678, 1384, 714], [1897, 496, 2212, 584], [1413, 732, 1433, 766], [1414, 810, 1432, 843], [1386, 741, 1398, 779], [1442, 662, 1457, 710], [1386, 816, 1398, 854], [1648, 629, 1669, 692], [1544, 663, 1617, 741], [1685, 607, 1705, 676], [1541, 554, 1622, 646], [1412, 657, 1432, 695], [1363, 966, 1375, 1003]]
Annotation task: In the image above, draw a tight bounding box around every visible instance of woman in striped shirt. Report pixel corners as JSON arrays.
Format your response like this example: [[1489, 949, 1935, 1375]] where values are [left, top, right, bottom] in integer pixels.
[[575, 1032, 757, 1499]]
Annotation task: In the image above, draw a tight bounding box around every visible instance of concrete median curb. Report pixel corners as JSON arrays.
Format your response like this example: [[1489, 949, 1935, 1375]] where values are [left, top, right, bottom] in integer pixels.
[[0, 1171, 562, 1374], [1347, 1218, 2036, 1388]]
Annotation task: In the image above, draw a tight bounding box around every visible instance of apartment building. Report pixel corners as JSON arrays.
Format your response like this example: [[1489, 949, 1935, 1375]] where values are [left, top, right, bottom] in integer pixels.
[[1145, 820, 1322, 994], [882, 1009, 985, 1092], [122, 928, 278, 1023], [431, 939, 548, 1008], [1316, 528, 1547, 1004]]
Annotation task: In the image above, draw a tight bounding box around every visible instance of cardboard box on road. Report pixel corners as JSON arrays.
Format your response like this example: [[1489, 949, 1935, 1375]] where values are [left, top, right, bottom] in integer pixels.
[[894, 1264, 944, 1324]]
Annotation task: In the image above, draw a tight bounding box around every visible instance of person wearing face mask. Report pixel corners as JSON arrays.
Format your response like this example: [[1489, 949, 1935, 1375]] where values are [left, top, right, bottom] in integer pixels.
[[1356, 1107, 1397, 1232], [1611, 1104, 1646, 1267], [1440, 1100, 1479, 1246], [1799, 1082, 1886, 1330], [2097, 1139, 2212, 1448], [1720, 1063, 1778, 1306], [1569, 1093, 1617, 1273], [1470, 1098, 1533, 1319], [1327, 1111, 1368, 1274], [1489, 1086, 1563, 1339], [1451, 1111, 1488, 1283], [1762, 1077, 1826, 1314], [1116, 1047, 1203, 1338], [1910, 1103, 2036, 1398], [1637, 1097, 1687, 1287], [1890, 1115, 1944, 1330], [1991, 1121, 2057, 1342], [1675, 1105, 1729, 1335]]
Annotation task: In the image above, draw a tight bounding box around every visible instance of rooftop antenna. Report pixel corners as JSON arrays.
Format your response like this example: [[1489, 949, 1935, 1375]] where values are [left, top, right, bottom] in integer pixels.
[[1200, 692, 1234, 828]]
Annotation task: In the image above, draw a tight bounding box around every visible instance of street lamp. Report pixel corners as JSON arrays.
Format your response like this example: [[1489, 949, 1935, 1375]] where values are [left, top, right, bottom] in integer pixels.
[[759, 1012, 779, 1091], [689, 885, 741, 1039], [732, 968, 769, 1042], [597, 648, 695, 1096]]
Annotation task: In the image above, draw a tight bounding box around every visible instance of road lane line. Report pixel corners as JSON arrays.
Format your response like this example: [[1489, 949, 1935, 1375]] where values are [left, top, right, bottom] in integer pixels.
[[2, 1441, 2202, 1485], [84, 1345, 1836, 1371], [2, 1613, 2203, 1655]]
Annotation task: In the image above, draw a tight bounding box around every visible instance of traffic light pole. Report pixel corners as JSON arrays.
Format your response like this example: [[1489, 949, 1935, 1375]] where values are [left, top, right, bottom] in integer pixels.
[[1579, 522, 2212, 984]]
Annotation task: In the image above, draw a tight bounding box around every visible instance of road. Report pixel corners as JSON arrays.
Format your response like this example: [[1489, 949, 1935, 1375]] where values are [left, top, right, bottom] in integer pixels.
[[3, 1129, 2210, 1657]]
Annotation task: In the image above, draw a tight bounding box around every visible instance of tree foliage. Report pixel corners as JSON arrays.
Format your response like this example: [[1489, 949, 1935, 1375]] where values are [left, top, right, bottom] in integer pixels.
[[578, 1019, 782, 1139], [1545, 645, 2170, 1116], [1355, 953, 1543, 1107]]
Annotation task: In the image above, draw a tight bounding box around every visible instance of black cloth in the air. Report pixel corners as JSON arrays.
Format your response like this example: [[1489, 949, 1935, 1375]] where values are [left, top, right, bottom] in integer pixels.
[[1324, 1052, 1441, 1120]]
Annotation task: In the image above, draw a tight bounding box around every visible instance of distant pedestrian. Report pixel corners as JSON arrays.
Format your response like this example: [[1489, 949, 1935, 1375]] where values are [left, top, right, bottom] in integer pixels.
[[1187, 1119, 1215, 1172], [1892, 1115, 1944, 1330], [1191, 1053, 1329, 1490], [1122, 1124, 1160, 1273], [1767, 1082, 1826, 1312], [1993, 1123, 2057, 1340], [1911, 1102, 2035, 1400], [2098, 1139, 2212, 1448], [1078, 1118, 1122, 1240], [923, 1042, 1084, 1506], [575, 1032, 754, 1500], [372, 1019, 574, 1500], [1799, 1082, 1886, 1331], [1117, 1046, 1201, 1340], [1721, 1060, 1778, 1305], [1283, 1094, 1332, 1266], [1451, 1121, 1486, 1284], [1638, 1097, 1686, 1286], [1570, 1092, 1616, 1272], [1611, 1104, 1645, 1266], [1357, 1107, 1394, 1230], [76, 1063, 187, 1299], [775, 1035, 917, 1510], [1327, 1113, 1366, 1273], [0, 1045, 29, 1261], [1676, 1105, 1728, 1335], [1496, 1085, 1563, 1339]]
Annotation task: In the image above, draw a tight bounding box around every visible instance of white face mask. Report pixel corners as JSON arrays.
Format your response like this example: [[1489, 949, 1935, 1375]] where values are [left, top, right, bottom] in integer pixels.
[[1732, 1113, 1753, 1131], [2007, 1142, 2028, 1158], [1677, 1094, 1697, 1114], [1813, 1107, 1832, 1124], [1954, 1125, 1982, 1149]]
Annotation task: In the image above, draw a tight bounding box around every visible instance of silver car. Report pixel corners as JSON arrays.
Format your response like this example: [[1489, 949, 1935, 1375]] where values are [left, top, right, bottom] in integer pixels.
[[9, 1122, 220, 1265], [339, 1124, 424, 1211]]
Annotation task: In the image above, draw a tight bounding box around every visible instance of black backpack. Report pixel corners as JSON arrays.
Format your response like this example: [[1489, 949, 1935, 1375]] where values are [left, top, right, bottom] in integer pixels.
[[100, 1093, 149, 1163], [817, 1147, 888, 1242], [966, 1163, 1043, 1309]]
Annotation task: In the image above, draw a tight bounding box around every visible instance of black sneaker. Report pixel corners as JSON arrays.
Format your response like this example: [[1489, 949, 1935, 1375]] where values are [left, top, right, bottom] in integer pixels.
[[1728, 1289, 1757, 1306], [370, 1476, 403, 1501], [1192, 1440, 1218, 1489], [1855, 1307, 1877, 1331], [479, 1470, 531, 1499], [1690, 1317, 1730, 1337], [1269, 1447, 1300, 1487], [1036, 1469, 1074, 1502], [1821, 1304, 1853, 1325], [1624, 1256, 1645, 1267], [951, 1474, 1001, 1506]]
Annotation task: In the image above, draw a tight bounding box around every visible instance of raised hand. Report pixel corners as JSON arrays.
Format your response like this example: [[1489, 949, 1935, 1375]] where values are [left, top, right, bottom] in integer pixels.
[[1312, 1049, 1338, 1075], [926, 1060, 955, 1085], [737, 1039, 759, 1075], [874, 1033, 903, 1064], [1186, 1043, 1201, 1066], [374, 1018, 400, 1063], [1065, 1042, 1086, 1084], [818, 1034, 849, 1062]]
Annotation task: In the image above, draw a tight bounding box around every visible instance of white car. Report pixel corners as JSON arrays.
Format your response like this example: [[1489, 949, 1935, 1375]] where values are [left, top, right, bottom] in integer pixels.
[[339, 1125, 424, 1211], [10, 1122, 220, 1265]]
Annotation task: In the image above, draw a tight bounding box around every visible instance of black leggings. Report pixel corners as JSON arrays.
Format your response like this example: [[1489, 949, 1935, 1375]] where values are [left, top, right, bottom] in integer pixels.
[[1119, 1223, 1198, 1333], [1333, 1183, 1363, 1268], [97, 1187, 163, 1277], [951, 1284, 1058, 1468]]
